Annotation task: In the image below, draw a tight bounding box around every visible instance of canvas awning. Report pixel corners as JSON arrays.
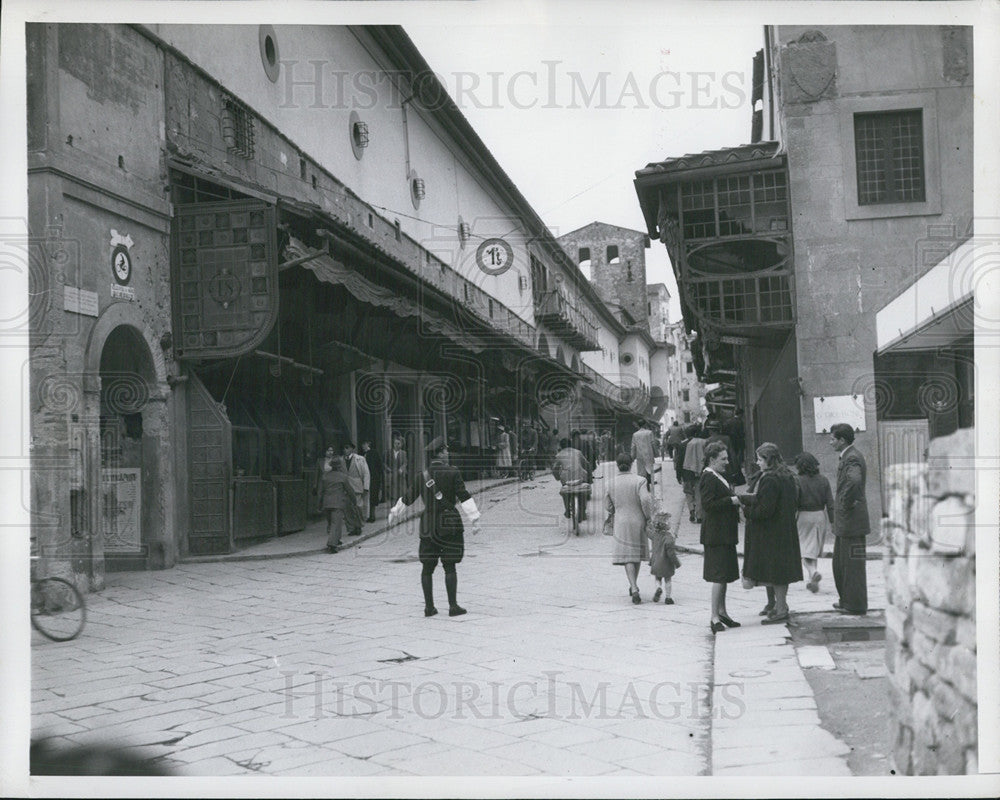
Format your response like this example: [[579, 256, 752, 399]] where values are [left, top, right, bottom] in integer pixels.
[[283, 237, 484, 353]]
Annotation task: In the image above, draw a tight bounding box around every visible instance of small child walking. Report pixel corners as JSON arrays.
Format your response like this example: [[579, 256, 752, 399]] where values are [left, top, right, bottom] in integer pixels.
[[648, 510, 681, 604]]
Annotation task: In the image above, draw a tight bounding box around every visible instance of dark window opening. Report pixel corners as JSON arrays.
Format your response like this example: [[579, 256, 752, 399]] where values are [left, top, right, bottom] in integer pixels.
[[854, 110, 925, 205], [607, 245, 620, 265], [222, 96, 255, 159]]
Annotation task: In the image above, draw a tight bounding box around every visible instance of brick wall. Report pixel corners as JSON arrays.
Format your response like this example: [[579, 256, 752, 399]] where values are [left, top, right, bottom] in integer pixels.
[[883, 427, 976, 775]]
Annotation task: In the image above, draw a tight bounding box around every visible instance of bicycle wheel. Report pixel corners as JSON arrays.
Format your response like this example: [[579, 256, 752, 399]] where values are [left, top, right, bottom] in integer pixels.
[[31, 577, 86, 641]]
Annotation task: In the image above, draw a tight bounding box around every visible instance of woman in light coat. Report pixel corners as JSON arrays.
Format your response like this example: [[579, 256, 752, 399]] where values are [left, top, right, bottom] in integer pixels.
[[607, 452, 653, 604]]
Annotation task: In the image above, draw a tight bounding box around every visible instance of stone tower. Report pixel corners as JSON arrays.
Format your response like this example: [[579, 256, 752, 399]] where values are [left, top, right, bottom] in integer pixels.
[[557, 222, 650, 325]]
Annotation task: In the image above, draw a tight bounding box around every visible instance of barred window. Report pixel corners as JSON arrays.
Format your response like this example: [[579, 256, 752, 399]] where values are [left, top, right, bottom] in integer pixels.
[[854, 110, 924, 205], [222, 96, 255, 159]]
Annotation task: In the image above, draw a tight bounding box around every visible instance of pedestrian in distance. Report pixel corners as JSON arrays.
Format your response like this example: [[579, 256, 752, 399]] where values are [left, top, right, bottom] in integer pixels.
[[699, 441, 742, 633], [665, 420, 684, 461], [830, 423, 869, 615], [607, 452, 653, 604], [496, 425, 513, 477], [361, 440, 382, 522], [682, 424, 707, 522], [552, 438, 590, 522], [740, 442, 803, 625], [385, 435, 408, 513], [674, 426, 697, 523], [319, 456, 356, 553], [631, 420, 658, 491], [387, 437, 480, 617], [343, 442, 370, 535], [648, 509, 679, 604], [314, 445, 336, 516], [519, 420, 538, 478], [793, 452, 835, 593]]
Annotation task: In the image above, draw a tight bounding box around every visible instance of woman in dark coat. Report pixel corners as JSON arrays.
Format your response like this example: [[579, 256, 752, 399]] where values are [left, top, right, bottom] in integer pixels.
[[699, 441, 742, 633], [741, 442, 803, 624], [388, 437, 480, 617]]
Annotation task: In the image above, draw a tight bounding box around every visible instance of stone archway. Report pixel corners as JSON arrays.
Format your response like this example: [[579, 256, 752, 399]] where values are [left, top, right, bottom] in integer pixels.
[[83, 308, 174, 580]]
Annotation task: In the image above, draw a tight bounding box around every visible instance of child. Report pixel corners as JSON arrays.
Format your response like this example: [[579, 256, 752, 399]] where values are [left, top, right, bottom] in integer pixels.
[[648, 510, 681, 604]]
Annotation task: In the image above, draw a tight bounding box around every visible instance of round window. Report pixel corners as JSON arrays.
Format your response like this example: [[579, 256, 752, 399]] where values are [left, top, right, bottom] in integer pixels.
[[259, 26, 280, 83], [621, 353, 634, 366]]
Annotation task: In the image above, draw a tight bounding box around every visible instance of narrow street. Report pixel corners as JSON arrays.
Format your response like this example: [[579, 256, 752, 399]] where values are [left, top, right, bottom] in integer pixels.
[[32, 462, 884, 777]]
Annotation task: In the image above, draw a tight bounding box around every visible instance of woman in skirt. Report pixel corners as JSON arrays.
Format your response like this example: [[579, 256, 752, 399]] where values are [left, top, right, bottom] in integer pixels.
[[699, 441, 742, 632], [794, 452, 835, 593]]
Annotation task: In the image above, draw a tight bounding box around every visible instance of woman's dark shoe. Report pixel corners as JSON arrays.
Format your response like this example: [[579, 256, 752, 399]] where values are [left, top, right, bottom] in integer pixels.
[[719, 614, 741, 628], [761, 611, 790, 625], [366, 516, 376, 523], [663, 597, 675, 605], [449, 605, 467, 617], [652, 587, 663, 603], [710, 620, 726, 634], [424, 606, 438, 617], [630, 589, 641, 605], [759, 604, 775, 616]]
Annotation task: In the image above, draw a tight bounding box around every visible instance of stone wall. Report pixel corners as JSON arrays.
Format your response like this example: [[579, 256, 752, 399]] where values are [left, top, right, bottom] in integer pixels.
[[883, 427, 976, 775]]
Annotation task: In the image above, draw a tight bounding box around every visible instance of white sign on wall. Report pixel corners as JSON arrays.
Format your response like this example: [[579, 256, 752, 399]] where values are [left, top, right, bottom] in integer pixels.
[[813, 395, 867, 434], [63, 286, 99, 317], [101, 468, 142, 552]]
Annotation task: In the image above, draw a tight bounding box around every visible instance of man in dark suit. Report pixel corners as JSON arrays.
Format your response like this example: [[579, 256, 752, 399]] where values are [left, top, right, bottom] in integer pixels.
[[830, 423, 869, 615]]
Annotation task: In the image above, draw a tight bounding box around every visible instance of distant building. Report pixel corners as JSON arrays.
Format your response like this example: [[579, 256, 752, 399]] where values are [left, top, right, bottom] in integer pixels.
[[647, 283, 671, 343]]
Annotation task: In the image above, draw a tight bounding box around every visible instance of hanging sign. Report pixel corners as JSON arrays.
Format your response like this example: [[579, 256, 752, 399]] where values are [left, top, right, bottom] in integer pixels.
[[476, 238, 514, 276]]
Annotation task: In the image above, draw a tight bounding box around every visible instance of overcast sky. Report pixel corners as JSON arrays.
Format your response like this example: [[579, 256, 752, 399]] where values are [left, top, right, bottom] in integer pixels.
[[407, 23, 765, 323]]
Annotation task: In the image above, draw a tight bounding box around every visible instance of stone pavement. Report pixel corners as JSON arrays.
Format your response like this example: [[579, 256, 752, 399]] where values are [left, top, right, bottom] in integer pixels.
[[30, 458, 885, 779]]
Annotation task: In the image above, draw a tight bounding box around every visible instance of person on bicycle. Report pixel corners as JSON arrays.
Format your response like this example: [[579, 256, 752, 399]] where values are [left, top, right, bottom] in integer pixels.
[[551, 437, 590, 522]]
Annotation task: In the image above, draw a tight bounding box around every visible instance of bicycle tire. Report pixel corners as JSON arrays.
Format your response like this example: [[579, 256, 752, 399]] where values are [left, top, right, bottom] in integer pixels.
[[31, 577, 86, 642]]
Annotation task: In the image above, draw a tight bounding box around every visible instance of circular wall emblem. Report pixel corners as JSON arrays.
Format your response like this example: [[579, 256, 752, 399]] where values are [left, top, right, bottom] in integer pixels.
[[111, 245, 132, 285], [476, 238, 514, 276]]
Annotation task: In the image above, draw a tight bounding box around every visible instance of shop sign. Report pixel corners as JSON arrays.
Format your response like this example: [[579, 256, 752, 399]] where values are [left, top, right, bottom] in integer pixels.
[[101, 468, 142, 552], [476, 237, 513, 276]]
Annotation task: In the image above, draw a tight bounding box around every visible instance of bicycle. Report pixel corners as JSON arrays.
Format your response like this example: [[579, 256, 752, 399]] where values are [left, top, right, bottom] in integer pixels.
[[560, 480, 591, 536], [31, 556, 86, 642], [517, 451, 535, 482]]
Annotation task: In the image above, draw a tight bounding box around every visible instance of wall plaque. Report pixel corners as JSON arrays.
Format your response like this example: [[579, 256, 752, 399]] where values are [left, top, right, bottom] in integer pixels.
[[813, 395, 866, 434]]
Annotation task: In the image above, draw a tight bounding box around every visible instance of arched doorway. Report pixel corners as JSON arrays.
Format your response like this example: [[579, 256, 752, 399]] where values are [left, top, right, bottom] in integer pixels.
[[97, 325, 163, 570]]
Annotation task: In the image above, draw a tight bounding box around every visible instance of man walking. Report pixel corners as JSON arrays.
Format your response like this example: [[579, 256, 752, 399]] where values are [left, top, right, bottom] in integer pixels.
[[631, 421, 658, 490], [829, 423, 869, 615]]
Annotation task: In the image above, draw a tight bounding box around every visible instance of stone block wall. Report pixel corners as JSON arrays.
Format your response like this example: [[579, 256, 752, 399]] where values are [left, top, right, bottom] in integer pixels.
[[883, 427, 976, 775]]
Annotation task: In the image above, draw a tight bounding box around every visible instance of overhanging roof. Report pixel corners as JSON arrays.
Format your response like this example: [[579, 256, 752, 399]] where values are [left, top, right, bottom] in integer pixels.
[[634, 142, 784, 238]]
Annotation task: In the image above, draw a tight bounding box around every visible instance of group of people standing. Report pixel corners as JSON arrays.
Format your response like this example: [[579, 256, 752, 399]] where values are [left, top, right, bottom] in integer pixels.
[[697, 422, 870, 633], [317, 436, 409, 552]]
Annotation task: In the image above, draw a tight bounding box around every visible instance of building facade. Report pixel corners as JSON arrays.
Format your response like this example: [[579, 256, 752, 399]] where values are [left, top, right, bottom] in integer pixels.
[[635, 25, 973, 526], [28, 23, 648, 587]]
